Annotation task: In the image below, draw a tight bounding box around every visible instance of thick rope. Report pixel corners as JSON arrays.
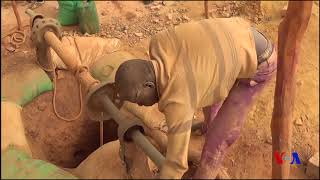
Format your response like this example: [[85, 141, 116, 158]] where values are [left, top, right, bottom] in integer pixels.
[[36, 37, 83, 122], [52, 67, 83, 122], [51, 38, 84, 122]]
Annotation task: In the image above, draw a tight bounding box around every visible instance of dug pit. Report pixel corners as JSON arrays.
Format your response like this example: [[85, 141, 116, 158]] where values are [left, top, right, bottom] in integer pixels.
[[21, 70, 119, 168]]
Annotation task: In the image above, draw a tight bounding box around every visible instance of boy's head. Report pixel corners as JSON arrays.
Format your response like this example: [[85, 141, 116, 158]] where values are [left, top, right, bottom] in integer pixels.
[[114, 59, 159, 106]]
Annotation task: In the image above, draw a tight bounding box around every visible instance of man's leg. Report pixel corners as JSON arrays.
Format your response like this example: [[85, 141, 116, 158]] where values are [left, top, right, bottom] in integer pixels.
[[202, 102, 223, 134], [194, 46, 277, 179]]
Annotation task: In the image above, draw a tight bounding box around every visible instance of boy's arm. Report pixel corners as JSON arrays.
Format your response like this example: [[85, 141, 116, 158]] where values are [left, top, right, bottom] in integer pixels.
[[159, 103, 194, 179]]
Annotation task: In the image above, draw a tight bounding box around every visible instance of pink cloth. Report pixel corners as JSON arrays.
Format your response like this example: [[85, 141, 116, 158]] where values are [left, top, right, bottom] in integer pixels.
[[194, 46, 277, 178]]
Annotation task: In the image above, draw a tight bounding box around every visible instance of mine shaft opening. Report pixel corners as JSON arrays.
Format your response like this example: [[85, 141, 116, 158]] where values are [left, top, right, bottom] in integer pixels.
[[21, 68, 119, 168]]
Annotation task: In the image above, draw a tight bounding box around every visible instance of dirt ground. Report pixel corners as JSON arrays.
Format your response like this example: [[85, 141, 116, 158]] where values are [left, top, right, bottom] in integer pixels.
[[1, 1, 319, 179]]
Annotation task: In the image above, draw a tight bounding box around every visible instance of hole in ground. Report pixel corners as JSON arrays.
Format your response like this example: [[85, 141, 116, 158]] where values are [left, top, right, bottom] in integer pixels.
[[21, 71, 119, 168]]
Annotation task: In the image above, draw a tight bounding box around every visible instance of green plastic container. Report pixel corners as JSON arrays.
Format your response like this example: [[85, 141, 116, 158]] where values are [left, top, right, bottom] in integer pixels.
[[77, 1, 100, 34], [57, 1, 79, 26]]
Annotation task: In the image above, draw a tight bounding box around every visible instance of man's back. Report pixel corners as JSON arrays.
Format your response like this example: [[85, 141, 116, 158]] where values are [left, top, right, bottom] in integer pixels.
[[149, 17, 258, 110]]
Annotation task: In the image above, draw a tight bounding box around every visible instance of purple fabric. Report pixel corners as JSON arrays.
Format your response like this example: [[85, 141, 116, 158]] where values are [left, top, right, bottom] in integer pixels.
[[194, 47, 277, 179]]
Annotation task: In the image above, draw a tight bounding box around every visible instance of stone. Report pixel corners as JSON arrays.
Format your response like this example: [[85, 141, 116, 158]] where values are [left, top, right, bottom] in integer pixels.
[[5, 45, 15, 52], [101, 12, 106, 16], [294, 117, 303, 126], [306, 152, 319, 178], [134, 32, 143, 37], [163, 1, 175, 6], [101, 32, 107, 36], [166, 13, 173, 20], [152, 18, 159, 23], [150, 5, 161, 10], [222, 12, 231, 18], [37, 102, 46, 111], [182, 15, 190, 21], [265, 137, 272, 145], [152, 11, 159, 16], [125, 12, 137, 20], [173, 21, 179, 25]]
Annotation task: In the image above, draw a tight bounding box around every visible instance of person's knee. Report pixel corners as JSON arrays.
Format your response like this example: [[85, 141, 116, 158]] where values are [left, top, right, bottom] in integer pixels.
[[205, 126, 241, 150]]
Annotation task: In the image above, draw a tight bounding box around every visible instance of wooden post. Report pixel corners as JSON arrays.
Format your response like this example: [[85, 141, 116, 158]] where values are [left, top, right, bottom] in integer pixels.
[[204, 1, 209, 19], [12, 0, 22, 30], [271, 1, 312, 179]]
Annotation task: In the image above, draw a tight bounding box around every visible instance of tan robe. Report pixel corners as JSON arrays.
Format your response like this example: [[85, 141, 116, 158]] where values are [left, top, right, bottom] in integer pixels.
[[148, 17, 257, 179]]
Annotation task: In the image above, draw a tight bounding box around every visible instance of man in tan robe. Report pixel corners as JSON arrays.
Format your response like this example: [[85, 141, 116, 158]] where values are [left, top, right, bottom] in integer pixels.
[[114, 17, 277, 179]]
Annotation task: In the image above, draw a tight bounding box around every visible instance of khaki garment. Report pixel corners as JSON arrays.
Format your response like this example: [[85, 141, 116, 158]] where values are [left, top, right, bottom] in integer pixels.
[[148, 17, 257, 178]]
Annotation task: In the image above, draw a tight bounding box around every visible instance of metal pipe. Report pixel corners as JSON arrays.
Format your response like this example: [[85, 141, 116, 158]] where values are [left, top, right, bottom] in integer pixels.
[[100, 92, 129, 125], [43, 32, 79, 73], [131, 130, 165, 167], [100, 95, 165, 168]]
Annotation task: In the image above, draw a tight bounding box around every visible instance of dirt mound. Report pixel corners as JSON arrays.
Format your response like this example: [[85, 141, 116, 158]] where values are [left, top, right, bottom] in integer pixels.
[[21, 70, 118, 168]]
